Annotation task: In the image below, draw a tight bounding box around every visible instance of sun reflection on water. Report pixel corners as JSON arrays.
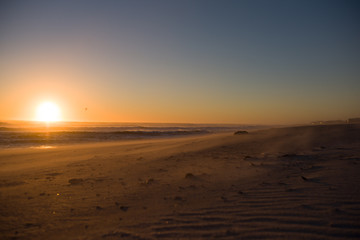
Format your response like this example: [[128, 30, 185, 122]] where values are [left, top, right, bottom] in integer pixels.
[[31, 145, 56, 149]]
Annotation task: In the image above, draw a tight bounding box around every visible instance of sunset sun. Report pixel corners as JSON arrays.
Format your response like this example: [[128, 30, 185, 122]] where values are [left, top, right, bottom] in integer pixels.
[[36, 102, 61, 122]]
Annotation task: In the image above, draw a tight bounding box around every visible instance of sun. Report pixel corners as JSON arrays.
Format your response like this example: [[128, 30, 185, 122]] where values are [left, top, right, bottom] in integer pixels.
[[36, 102, 61, 122]]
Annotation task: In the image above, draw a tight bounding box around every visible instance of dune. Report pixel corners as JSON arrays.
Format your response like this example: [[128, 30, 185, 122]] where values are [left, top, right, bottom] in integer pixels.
[[0, 124, 360, 239]]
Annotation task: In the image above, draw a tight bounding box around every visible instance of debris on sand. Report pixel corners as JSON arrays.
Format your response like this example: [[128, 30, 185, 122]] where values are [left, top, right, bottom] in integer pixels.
[[185, 173, 196, 179], [114, 202, 129, 211], [221, 196, 228, 202], [234, 131, 249, 135], [145, 178, 155, 184], [120, 206, 129, 212], [68, 178, 84, 185], [281, 153, 299, 158], [174, 196, 183, 201], [301, 176, 309, 181], [139, 178, 155, 185]]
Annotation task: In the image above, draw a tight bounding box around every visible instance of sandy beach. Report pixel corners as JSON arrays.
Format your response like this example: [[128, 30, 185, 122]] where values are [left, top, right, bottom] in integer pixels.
[[1, 124, 360, 239]]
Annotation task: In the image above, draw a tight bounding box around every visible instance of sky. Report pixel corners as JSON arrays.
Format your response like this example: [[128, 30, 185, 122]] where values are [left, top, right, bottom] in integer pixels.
[[0, 0, 359, 124]]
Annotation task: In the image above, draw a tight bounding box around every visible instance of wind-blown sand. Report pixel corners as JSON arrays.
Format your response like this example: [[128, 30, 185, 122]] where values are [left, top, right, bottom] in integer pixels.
[[1, 124, 360, 239]]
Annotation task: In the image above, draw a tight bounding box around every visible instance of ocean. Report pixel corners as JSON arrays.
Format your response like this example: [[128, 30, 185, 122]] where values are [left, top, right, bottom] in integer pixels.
[[0, 121, 265, 148]]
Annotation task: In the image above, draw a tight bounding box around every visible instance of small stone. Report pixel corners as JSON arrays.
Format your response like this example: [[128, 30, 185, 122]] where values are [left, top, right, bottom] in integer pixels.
[[185, 173, 195, 179], [120, 206, 129, 212]]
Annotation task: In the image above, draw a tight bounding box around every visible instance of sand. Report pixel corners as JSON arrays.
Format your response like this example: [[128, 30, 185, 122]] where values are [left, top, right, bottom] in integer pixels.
[[1, 124, 360, 239]]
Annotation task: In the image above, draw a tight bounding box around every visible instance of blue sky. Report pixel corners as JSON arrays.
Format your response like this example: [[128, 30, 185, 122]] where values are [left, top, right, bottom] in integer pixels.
[[1, 0, 359, 123]]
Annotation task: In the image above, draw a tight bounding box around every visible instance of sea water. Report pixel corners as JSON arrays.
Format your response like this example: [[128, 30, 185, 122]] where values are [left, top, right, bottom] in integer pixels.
[[0, 121, 265, 148]]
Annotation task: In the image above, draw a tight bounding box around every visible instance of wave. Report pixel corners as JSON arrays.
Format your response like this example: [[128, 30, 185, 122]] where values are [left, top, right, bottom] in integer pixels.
[[0, 130, 210, 148], [0, 121, 269, 148]]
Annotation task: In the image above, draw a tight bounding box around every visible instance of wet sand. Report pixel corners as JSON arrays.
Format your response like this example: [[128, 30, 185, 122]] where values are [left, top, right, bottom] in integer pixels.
[[1, 124, 360, 239]]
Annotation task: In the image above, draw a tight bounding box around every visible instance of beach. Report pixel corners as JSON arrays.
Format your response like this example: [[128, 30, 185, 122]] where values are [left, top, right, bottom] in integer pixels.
[[1, 124, 360, 239]]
